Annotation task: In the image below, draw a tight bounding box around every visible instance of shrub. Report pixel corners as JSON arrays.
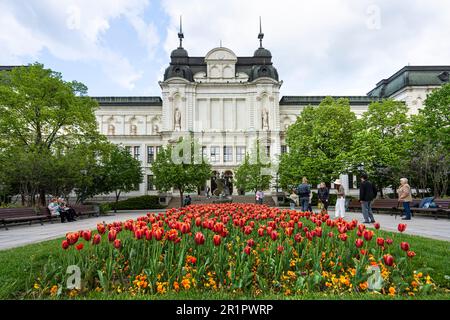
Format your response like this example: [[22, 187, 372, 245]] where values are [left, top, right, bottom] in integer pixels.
[[110, 195, 165, 211]]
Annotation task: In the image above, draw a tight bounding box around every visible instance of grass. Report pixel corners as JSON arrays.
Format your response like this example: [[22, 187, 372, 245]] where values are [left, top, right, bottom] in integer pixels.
[[0, 230, 449, 300]]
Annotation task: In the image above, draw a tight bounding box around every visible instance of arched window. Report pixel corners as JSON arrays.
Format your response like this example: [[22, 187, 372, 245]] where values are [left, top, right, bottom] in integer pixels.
[[108, 124, 115, 135]]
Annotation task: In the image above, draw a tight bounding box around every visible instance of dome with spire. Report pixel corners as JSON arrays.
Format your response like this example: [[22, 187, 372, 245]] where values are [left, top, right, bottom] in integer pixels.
[[254, 47, 272, 58]]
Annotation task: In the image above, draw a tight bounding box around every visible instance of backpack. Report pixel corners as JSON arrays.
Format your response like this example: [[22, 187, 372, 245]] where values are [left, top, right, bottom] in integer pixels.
[[297, 184, 310, 197]]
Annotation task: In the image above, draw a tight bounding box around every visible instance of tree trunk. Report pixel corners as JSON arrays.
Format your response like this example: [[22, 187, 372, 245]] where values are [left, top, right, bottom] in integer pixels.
[[39, 189, 46, 207], [179, 189, 184, 208], [114, 191, 121, 213]]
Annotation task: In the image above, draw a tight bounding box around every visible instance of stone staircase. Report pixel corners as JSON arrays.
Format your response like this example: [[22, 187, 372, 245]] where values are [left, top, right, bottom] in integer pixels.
[[166, 195, 276, 209]]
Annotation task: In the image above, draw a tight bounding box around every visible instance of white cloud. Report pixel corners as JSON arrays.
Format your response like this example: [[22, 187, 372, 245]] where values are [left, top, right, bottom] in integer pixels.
[[0, 0, 160, 90], [160, 0, 450, 95]]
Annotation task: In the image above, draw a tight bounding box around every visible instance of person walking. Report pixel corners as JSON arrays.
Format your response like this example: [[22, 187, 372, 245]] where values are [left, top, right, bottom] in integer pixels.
[[205, 186, 210, 198], [359, 173, 377, 224], [334, 179, 346, 218], [296, 177, 311, 212], [256, 190, 264, 205], [318, 182, 329, 211], [289, 189, 299, 210], [397, 178, 413, 220]]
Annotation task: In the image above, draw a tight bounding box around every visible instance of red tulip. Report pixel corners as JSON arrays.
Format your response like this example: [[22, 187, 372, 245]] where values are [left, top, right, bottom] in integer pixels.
[[277, 245, 284, 253], [134, 229, 144, 240], [113, 239, 121, 249], [62, 240, 69, 250], [397, 223, 407, 233], [360, 249, 367, 255], [357, 230, 363, 237], [285, 227, 294, 236], [145, 229, 152, 241], [195, 232, 205, 245], [383, 254, 394, 266], [244, 226, 253, 235], [294, 233, 303, 243], [76, 243, 84, 251], [400, 242, 410, 251], [327, 231, 334, 238], [270, 231, 278, 241], [213, 234, 221, 246], [339, 233, 348, 241], [363, 230, 373, 241], [314, 227, 322, 238], [407, 251, 416, 258], [374, 222, 380, 230], [66, 232, 79, 245], [247, 239, 255, 247], [355, 238, 364, 248], [82, 230, 92, 241], [244, 246, 251, 255], [297, 221, 303, 229], [376, 237, 384, 247], [153, 228, 164, 241], [181, 223, 190, 234], [358, 224, 366, 232], [195, 217, 201, 227], [338, 226, 346, 234], [108, 229, 117, 242], [257, 228, 265, 237], [386, 238, 393, 245], [92, 234, 101, 245], [97, 223, 106, 235]]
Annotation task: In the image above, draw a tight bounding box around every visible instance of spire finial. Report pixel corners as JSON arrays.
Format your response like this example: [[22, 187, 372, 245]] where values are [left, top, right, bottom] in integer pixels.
[[178, 15, 184, 48], [258, 16, 264, 48]]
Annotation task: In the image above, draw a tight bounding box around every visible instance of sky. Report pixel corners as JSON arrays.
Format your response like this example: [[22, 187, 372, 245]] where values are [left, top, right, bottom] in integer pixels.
[[1, 0, 449, 97]]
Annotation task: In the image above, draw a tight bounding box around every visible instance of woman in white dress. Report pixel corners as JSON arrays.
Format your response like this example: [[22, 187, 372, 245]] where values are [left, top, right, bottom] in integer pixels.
[[334, 179, 346, 218]]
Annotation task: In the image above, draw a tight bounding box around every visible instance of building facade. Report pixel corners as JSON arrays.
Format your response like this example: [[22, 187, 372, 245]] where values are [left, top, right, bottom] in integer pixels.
[[92, 30, 450, 197]]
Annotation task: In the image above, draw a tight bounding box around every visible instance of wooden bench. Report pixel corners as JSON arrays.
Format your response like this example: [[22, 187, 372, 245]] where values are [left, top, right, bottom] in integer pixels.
[[71, 204, 99, 218], [410, 199, 450, 220], [0, 207, 52, 230]]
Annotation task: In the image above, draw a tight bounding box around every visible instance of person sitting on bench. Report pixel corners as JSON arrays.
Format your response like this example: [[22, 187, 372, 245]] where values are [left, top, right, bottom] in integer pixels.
[[48, 198, 67, 223], [58, 198, 77, 222]]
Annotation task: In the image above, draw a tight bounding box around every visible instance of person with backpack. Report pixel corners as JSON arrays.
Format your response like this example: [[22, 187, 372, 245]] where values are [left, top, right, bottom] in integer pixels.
[[359, 173, 377, 224], [318, 182, 330, 211], [296, 177, 311, 212]]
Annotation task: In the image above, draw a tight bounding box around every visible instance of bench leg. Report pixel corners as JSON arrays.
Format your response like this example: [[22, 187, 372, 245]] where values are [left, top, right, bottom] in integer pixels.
[[4, 222, 8, 231]]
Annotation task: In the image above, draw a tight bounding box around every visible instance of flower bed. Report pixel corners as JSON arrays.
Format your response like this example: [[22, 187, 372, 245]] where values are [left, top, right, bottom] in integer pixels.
[[32, 204, 436, 298]]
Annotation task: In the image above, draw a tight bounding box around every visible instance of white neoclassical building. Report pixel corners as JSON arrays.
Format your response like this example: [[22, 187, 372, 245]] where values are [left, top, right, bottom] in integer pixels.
[[91, 26, 450, 198]]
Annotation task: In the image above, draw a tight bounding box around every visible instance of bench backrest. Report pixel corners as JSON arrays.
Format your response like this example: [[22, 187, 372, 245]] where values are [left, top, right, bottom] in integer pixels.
[[0, 207, 41, 218]]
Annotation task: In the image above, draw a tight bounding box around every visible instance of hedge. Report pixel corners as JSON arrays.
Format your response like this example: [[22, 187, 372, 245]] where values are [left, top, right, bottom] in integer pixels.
[[107, 195, 166, 211]]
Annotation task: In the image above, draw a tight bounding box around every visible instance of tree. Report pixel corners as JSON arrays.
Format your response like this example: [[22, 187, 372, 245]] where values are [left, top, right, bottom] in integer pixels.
[[151, 137, 211, 207], [0, 63, 100, 206], [279, 97, 359, 189], [100, 145, 143, 212], [337, 99, 411, 195], [406, 84, 450, 197], [235, 139, 273, 194]]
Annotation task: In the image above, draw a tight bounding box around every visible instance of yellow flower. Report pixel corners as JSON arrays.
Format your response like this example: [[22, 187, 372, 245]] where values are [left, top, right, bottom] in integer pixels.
[[416, 272, 423, 278], [359, 282, 368, 290], [50, 285, 58, 296], [388, 287, 396, 296], [33, 283, 40, 289], [325, 282, 332, 288], [173, 281, 180, 291]]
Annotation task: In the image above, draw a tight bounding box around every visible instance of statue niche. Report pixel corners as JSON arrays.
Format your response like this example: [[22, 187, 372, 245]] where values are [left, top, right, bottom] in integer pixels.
[[174, 108, 181, 131], [262, 108, 269, 130]]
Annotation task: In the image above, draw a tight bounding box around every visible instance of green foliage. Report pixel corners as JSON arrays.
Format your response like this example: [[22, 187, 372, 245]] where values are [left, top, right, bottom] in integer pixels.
[[279, 97, 358, 188], [109, 195, 165, 211], [338, 99, 411, 193], [234, 139, 273, 193], [151, 137, 211, 207], [405, 84, 450, 197]]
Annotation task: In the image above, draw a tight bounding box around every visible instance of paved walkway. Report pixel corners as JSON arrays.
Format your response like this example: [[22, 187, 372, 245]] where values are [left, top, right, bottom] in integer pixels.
[[0, 209, 449, 251]]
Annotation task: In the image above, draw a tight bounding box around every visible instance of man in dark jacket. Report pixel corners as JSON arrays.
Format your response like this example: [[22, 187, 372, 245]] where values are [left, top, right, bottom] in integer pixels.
[[359, 173, 377, 223], [296, 177, 311, 212]]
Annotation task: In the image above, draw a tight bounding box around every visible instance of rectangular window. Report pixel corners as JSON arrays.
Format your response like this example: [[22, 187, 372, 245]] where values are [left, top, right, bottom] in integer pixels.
[[133, 146, 140, 161], [147, 175, 154, 191], [348, 173, 354, 189], [265, 145, 270, 157], [210, 146, 220, 163], [156, 146, 161, 156], [147, 146, 155, 164], [236, 146, 246, 163], [202, 146, 207, 160], [223, 146, 233, 162], [281, 145, 288, 154]]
